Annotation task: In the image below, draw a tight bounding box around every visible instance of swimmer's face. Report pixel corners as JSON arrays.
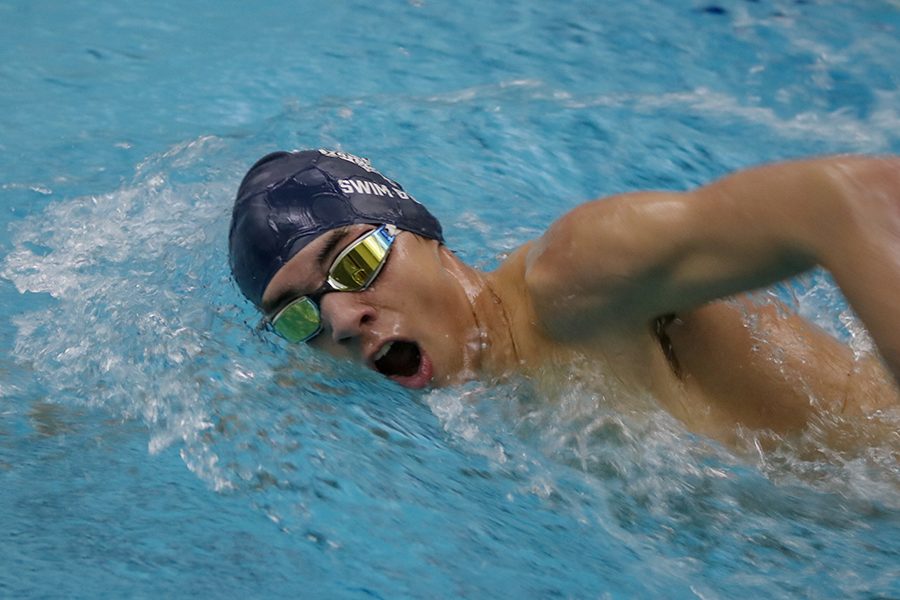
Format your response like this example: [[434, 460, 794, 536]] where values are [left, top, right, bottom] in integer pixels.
[[261, 225, 480, 389]]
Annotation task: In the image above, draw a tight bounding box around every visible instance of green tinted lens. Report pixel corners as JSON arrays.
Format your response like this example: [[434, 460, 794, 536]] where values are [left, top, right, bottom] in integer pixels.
[[271, 296, 321, 343], [327, 228, 391, 291]]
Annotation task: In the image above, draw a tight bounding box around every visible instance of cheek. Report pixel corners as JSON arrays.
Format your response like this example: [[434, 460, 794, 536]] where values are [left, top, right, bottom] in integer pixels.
[[407, 271, 475, 348], [406, 270, 457, 315], [378, 243, 473, 339], [415, 277, 485, 384]]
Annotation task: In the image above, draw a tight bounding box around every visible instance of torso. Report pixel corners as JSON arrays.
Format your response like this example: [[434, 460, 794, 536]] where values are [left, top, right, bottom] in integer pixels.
[[491, 248, 900, 446], [657, 300, 899, 440]]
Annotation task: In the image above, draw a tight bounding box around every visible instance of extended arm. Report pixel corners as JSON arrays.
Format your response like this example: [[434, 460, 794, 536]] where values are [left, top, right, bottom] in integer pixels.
[[525, 155, 900, 379]]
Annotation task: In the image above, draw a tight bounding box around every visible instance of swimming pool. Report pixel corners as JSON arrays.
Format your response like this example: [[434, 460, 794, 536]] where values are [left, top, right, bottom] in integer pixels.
[[1, 0, 899, 597]]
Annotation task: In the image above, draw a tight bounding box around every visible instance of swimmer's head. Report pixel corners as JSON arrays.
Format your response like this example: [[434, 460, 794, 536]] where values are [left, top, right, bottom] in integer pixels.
[[229, 149, 444, 306]]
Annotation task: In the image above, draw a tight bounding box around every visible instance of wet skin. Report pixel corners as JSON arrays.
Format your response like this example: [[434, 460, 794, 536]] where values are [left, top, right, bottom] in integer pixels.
[[260, 156, 900, 444]]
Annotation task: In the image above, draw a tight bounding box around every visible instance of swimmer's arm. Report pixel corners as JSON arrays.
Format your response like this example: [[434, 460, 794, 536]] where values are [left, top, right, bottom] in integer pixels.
[[525, 155, 900, 379]]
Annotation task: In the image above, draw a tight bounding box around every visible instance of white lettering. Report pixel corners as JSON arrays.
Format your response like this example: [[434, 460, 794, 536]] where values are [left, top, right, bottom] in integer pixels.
[[372, 183, 393, 197], [335, 178, 419, 203], [349, 180, 373, 195], [318, 150, 423, 205], [317, 149, 376, 173]]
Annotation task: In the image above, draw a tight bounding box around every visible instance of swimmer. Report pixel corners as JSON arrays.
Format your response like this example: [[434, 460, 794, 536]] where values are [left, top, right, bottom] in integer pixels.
[[229, 149, 900, 443]]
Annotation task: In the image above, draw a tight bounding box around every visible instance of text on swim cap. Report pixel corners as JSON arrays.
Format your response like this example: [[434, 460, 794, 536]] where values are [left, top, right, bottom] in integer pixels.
[[338, 179, 416, 201], [318, 149, 377, 172]]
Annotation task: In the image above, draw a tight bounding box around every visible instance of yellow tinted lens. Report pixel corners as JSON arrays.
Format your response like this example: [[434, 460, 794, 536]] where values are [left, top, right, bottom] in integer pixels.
[[327, 230, 390, 291], [272, 297, 321, 342]]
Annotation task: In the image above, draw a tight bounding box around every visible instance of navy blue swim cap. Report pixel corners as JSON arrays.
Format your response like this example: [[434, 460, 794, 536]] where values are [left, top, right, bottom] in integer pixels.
[[229, 149, 444, 306]]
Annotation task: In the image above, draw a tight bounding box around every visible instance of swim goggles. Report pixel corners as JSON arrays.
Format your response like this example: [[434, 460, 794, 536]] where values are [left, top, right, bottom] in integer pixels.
[[267, 224, 398, 343]]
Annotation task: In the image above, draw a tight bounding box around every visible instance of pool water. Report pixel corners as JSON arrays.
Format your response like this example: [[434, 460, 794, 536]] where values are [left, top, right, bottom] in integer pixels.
[[1, 0, 899, 597]]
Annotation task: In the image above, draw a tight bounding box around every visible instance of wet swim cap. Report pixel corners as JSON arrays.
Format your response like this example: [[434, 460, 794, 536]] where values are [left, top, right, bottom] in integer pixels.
[[229, 149, 444, 306]]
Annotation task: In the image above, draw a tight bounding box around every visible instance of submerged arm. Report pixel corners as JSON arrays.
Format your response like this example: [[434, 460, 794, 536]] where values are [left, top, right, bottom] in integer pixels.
[[525, 155, 900, 380]]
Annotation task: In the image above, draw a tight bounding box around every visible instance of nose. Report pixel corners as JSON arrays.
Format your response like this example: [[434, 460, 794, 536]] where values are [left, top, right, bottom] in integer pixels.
[[319, 292, 376, 343]]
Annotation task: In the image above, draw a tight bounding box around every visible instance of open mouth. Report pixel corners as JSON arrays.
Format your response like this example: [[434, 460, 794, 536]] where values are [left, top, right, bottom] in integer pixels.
[[373, 340, 422, 378]]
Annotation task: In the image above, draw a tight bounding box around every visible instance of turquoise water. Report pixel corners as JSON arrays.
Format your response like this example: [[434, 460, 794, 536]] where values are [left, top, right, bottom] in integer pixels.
[[2, 0, 899, 597]]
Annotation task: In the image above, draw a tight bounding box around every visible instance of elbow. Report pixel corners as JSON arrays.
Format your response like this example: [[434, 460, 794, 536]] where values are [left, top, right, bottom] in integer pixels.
[[805, 157, 900, 266], [826, 156, 900, 227]]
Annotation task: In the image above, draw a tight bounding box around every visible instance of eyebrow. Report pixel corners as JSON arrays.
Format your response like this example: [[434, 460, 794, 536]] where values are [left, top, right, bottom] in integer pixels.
[[315, 227, 351, 269], [264, 227, 352, 314]]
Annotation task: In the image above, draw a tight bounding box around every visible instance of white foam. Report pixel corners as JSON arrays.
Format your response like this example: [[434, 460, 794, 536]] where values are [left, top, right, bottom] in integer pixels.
[[1, 135, 250, 488]]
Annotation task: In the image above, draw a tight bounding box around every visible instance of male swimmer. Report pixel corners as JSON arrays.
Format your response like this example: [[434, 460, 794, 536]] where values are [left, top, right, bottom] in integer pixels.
[[229, 149, 900, 443]]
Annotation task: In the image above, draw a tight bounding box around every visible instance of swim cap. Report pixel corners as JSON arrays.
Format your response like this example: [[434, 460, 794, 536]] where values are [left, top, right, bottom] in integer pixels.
[[229, 149, 444, 306]]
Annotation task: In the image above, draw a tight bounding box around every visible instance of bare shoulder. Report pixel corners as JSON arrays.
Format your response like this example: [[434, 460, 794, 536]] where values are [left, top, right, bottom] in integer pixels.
[[524, 191, 689, 290], [522, 190, 692, 337]]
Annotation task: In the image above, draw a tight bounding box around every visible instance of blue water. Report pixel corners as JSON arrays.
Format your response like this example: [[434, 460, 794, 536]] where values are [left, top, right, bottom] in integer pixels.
[[2, 0, 900, 597]]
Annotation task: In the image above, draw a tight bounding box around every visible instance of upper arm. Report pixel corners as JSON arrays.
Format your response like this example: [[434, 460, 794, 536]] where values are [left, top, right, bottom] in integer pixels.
[[524, 159, 850, 335]]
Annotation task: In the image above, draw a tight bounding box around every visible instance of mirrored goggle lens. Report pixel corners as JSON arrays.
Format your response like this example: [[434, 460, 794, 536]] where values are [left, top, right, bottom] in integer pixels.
[[271, 296, 321, 343], [327, 227, 392, 291]]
